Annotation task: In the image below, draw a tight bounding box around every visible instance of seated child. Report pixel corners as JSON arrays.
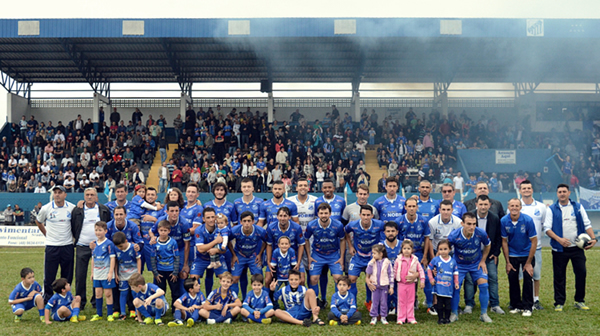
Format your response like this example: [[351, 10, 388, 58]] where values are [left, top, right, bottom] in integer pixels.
[[44, 278, 85, 324], [130, 272, 168, 326], [199, 272, 242, 324], [241, 274, 275, 324], [328, 276, 362, 326], [113, 231, 142, 320], [9, 267, 45, 323], [90, 221, 117, 322], [168, 278, 206, 327], [273, 269, 324, 327]]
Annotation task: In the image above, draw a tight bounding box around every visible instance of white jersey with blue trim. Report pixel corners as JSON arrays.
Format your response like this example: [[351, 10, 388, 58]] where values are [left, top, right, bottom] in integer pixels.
[[520, 199, 547, 249], [287, 195, 317, 232]]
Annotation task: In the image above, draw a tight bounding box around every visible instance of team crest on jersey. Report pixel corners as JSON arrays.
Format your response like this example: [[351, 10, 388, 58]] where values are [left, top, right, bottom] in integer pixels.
[[333, 204, 340, 209], [505, 226, 511, 233], [474, 238, 480, 246], [534, 209, 540, 216], [308, 205, 314, 211], [520, 224, 526, 233], [252, 204, 258, 211]]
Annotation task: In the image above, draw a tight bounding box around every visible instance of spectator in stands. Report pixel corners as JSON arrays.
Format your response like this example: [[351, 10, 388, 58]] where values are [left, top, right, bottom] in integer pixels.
[[110, 107, 120, 126], [14, 204, 24, 226], [4, 204, 14, 225]]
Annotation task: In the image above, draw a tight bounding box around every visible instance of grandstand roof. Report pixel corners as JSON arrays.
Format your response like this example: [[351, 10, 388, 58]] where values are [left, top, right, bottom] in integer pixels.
[[0, 18, 599, 84]]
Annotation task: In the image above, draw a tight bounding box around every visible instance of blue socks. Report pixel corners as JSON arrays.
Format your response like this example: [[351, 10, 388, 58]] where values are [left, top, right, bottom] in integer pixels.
[[154, 305, 163, 320], [451, 286, 460, 313], [137, 305, 150, 318], [191, 310, 199, 322], [240, 273, 248, 298], [96, 297, 103, 316], [174, 310, 182, 320], [120, 291, 128, 315], [424, 276, 433, 307], [72, 307, 80, 317], [309, 283, 319, 296], [319, 274, 328, 301], [38, 309, 44, 317], [205, 270, 214, 294], [350, 283, 358, 300], [107, 304, 113, 317], [478, 283, 489, 314], [231, 283, 240, 297], [365, 283, 372, 302]]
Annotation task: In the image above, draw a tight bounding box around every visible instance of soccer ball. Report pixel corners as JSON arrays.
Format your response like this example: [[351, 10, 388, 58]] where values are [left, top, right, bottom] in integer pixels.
[[575, 233, 592, 249]]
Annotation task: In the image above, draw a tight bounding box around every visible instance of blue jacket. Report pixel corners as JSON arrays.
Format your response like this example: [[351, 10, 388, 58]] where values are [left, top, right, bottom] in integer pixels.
[[549, 199, 585, 252]]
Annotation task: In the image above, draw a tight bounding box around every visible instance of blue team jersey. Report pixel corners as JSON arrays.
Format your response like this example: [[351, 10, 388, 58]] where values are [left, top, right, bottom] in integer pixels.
[[344, 219, 386, 258], [259, 199, 299, 226], [116, 243, 139, 280], [180, 202, 204, 227], [270, 248, 297, 281], [428, 256, 458, 298], [9, 281, 42, 304], [151, 216, 191, 250], [106, 219, 143, 245], [230, 225, 267, 258], [92, 239, 116, 279], [397, 214, 431, 257], [215, 226, 230, 250], [417, 198, 439, 220], [447, 227, 490, 266], [133, 283, 166, 305], [194, 224, 219, 261], [234, 197, 263, 225], [500, 213, 537, 257], [153, 237, 179, 272], [45, 292, 74, 315], [381, 239, 402, 265], [127, 195, 146, 219], [304, 218, 345, 256], [274, 285, 306, 310], [243, 289, 273, 310], [451, 200, 468, 219], [330, 292, 357, 316], [314, 195, 346, 221], [140, 208, 163, 243], [373, 195, 406, 222], [206, 287, 238, 306], [256, 161, 266, 170], [105, 200, 131, 218], [176, 291, 206, 308], [266, 221, 306, 252], [203, 200, 237, 225]]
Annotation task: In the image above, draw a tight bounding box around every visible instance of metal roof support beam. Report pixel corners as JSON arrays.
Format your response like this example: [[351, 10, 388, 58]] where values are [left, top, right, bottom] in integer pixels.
[[433, 82, 450, 117], [0, 69, 31, 103], [59, 38, 109, 96], [161, 38, 193, 97], [351, 50, 366, 94], [513, 82, 539, 98]]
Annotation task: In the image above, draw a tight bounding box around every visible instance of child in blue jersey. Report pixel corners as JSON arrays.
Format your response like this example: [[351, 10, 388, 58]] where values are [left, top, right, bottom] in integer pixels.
[[44, 278, 85, 324], [10, 267, 44, 323], [127, 185, 163, 223], [151, 220, 180, 307], [129, 273, 168, 326], [269, 236, 298, 291], [90, 221, 117, 322], [241, 274, 275, 324], [273, 269, 324, 326], [328, 276, 362, 325], [208, 214, 230, 269], [199, 272, 242, 324], [427, 239, 459, 324], [113, 231, 142, 320], [168, 278, 206, 327]]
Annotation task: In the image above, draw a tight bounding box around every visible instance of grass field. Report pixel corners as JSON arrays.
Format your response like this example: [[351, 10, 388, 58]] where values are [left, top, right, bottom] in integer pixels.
[[1, 247, 599, 336]]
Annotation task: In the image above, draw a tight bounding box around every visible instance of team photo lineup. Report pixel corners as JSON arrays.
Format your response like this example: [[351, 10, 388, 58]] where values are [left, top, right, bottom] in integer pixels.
[[10, 173, 596, 328]]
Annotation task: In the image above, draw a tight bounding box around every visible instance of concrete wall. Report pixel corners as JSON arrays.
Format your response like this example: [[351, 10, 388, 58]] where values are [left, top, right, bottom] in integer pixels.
[[7, 93, 29, 124]]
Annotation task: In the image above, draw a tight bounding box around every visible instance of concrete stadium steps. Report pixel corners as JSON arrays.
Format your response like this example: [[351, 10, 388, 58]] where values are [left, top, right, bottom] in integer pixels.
[[145, 146, 175, 188], [365, 149, 383, 193]]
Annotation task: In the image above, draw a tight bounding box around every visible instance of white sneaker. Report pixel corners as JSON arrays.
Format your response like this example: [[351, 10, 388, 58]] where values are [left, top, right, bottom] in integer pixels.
[[480, 313, 493, 323], [491, 306, 505, 315], [207, 319, 216, 325], [370, 317, 377, 325], [522, 310, 532, 317], [449, 313, 458, 323], [224, 318, 231, 324], [381, 317, 389, 325], [388, 308, 396, 315], [462, 305, 473, 314], [509, 308, 522, 314]]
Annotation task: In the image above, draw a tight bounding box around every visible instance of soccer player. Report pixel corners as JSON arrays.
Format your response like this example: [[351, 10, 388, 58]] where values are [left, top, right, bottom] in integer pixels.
[[273, 270, 324, 326], [139, 188, 164, 273], [130, 273, 168, 325], [501, 199, 537, 317], [259, 180, 299, 227], [416, 180, 439, 221], [266, 207, 306, 285], [105, 183, 131, 216], [519, 179, 547, 310], [90, 221, 117, 322], [230, 211, 268, 291], [314, 179, 346, 221], [107, 206, 143, 252], [44, 278, 85, 324], [10, 267, 44, 323], [345, 205, 385, 301], [199, 272, 242, 324], [168, 278, 206, 327], [342, 184, 379, 223], [113, 231, 141, 320], [191, 207, 227, 294], [373, 177, 406, 223], [241, 274, 275, 324], [305, 203, 346, 306], [150, 220, 180, 308], [289, 178, 318, 232], [447, 212, 493, 323], [203, 182, 237, 225], [328, 276, 362, 325], [397, 198, 433, 313], [441, 183, 468, 219]]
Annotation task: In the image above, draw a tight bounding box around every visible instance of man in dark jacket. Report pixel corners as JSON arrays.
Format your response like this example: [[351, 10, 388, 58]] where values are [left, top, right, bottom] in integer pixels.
[[463, 195, 504, 315], [71, 188, 112, 309], [109, 107, 120, 126], [464, 181, 505, 219]]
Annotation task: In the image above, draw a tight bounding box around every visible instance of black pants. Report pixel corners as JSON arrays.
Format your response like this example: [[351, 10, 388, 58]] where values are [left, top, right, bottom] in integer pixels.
[[155, 270, 180, 306], [112, 287, 135, 313], [44, 244, 74, 303], [327, 311, 362, 325], [552, 247, 586, 306], [436, 296, 451, 322], [508, 256, 535, 310], [75, 245, 94, 309]]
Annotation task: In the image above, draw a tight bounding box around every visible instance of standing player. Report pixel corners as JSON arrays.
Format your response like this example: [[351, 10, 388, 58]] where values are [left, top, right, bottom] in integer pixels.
[[230, 212, 268, 295], [305, 203, 346, 307], [441, 183, 467, 219], [428, 200, 462, 255], [373, 177, 406, 223], [105, 184, 131, 216], [191, 208, 227, 294], [397, 198, 433, 314], [447, 213, 493, 323], [314, 179, 346, 221], [416, 180, 439, 221], [139, 188, 164, 273], [345, 205, 385, 303], [203, 182, 236, 225], [381, 221, 401, 314], [265, 207, 306, 286], [519, 180, 547, 310], [259, 180, 299, 227], [342, 184, 379, 223]]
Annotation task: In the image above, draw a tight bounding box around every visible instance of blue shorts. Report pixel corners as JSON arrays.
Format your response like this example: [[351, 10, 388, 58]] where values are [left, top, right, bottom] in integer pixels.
[[309, 251, 343, 277], [145, 303, 168, 318], [457, 264, 488, 286], [51, 307, 73, 321], [348, 255, 370, 277], [118, 280, 130, 292], [141, 244, 153, 273], [12, 297, 38, 313], [93, 279, 116, 289], [190, 259, 226, 277], [231, 255, 263, 277], [285, 303, 312, 320]]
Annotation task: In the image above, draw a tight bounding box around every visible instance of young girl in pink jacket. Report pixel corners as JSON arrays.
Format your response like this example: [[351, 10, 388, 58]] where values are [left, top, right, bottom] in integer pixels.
[[365, 244, 394, 325], [394, 240, 425, 324]]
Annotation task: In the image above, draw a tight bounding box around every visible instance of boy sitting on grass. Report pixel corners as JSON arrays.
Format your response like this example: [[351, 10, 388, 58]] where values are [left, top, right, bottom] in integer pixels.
[[199, 272, 242, 324], [273, 269, 324, 327]]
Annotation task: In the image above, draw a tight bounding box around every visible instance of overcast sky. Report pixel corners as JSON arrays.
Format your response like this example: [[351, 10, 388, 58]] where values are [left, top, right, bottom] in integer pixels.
[[1, 0, 598, 121]]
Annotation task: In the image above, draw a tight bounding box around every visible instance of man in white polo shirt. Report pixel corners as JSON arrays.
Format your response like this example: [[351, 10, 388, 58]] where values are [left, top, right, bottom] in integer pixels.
[[36, 186, 76, 303]]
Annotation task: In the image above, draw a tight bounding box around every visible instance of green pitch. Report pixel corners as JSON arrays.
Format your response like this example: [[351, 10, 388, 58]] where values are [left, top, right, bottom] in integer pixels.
[[1, 247, 599, 335]]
